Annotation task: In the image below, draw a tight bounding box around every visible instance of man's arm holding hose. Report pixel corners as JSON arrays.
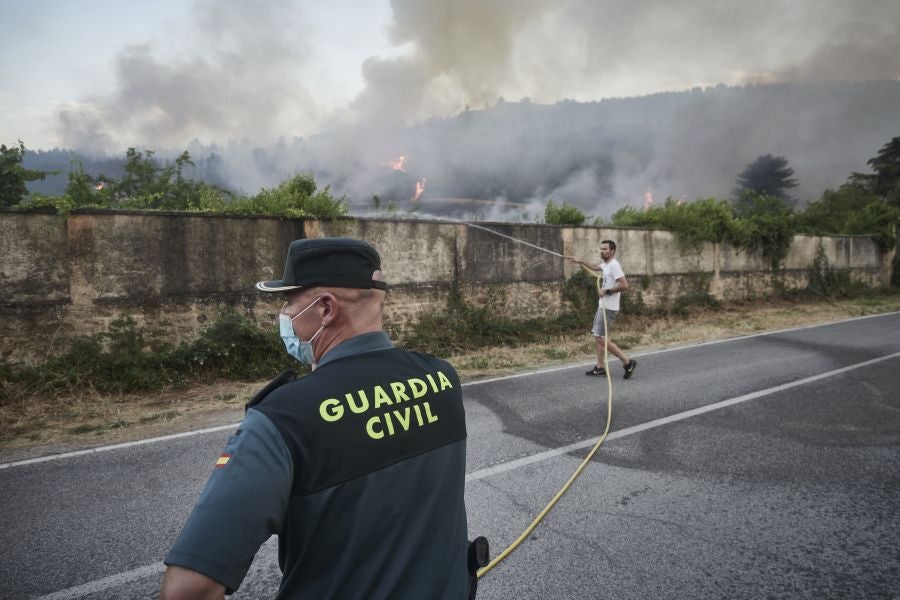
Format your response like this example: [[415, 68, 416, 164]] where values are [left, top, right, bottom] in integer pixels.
[[565, 255, 601, 272]]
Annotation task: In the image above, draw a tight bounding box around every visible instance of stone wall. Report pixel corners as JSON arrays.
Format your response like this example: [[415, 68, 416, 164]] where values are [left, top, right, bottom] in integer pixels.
[[0, 210, 888, 365]]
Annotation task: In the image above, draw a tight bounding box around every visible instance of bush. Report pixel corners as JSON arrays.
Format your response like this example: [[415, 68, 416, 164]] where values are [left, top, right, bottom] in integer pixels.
[[544, 199, 587, 225], [797, 244, 868, 299], [403, 287, 581, 356], [224, 174, 348, 218], [174, 310, 293, 379], [799, 183, 898, 252], [1, 310, 296, 402]]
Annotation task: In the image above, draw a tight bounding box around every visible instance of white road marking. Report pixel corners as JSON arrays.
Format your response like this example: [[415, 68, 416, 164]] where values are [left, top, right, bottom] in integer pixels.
[[0, 424, 238, 470], [465, 350, 900, 481], [2, 310, 896, 471], [25, 349, 900, 599], [31, 562, 164, 600]]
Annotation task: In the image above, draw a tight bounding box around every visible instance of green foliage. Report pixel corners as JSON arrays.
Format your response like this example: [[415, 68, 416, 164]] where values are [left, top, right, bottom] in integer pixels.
[[1, 141, 52, 207], [732, 187, 793, 218], [608, 138, 900, 272], [172, 310, 294, 379], [671, 273, 722, 316], [65, 157, 117, 209], [110, 149, 216, 210], [798, 244, 869, 299], [224, 173, 348, 218], [403, 287, 579, 355], [800, 138, 900, 254], [613, 197, 734, 246], [543, 199, 586, 225], [799, 183, 898, 252], [670, 198, 735, 245], [5, 145, 346, 219], [610, 204, 658, 228], [851, 136, 900, 207], [10, 193, 76, 214], [3, 311, 295, 400], [562, 269, 600, 317], [800, 183, 873, 233], [731, 192, 796, 270], [733, 154, 798, 206], [612, 195, 794, 267]]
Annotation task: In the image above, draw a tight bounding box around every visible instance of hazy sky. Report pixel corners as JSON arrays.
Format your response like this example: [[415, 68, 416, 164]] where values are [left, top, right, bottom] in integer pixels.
[[2, 0, 898, 153], [1, 0, 400, 150]]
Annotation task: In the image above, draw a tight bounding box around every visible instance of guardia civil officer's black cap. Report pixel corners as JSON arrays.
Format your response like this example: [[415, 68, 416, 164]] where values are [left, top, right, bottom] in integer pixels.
[[256, 237, 387, 292]]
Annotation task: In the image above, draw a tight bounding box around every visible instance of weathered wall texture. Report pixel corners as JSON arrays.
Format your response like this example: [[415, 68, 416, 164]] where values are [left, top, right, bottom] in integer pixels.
[[0, 210, 887, 365]]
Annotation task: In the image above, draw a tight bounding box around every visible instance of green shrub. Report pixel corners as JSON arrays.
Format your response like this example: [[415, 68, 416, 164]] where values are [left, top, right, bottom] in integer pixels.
[[562, 269, 600, 316], [797, 244, 868, 299], [174, 310, 293, 379], [1, 310, 296, 402], [544, 199, 587, 225], [225, 174, 348, 218], [403, 287, 580, 355]]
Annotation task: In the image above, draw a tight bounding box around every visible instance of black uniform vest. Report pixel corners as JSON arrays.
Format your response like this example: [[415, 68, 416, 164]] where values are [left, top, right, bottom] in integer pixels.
[[254, 346, 469, 600]]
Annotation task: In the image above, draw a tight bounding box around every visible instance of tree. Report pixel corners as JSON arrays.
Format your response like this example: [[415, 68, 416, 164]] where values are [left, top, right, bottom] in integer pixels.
[[64, 158, 101, 207], [851, 136, 900, 208], [733, 154, 798, 206], [0, 141, 50, 207], [730, 191, 796, 270], [110, 148, 208, 210]]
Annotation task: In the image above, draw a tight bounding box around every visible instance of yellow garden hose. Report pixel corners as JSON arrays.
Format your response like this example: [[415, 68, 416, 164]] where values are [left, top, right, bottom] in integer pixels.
[[477, 265, 613, 578]]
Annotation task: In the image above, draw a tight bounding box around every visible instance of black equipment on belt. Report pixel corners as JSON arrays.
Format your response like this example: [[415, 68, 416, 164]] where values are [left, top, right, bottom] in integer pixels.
[[467, 536, 490, 599]]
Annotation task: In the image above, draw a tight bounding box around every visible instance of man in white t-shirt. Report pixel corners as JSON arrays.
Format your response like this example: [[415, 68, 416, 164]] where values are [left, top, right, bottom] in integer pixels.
[[566, 240, 637, 379]]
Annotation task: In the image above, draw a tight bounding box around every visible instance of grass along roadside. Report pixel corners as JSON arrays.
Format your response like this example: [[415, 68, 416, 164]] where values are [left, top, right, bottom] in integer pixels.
[[2, 294, 899, 462]]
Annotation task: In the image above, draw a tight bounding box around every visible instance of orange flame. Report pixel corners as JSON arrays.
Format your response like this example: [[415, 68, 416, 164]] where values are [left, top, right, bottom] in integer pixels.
[[412, 178, 426, 202], [643, 187, 653, 210], [388, 154, 407, 172]]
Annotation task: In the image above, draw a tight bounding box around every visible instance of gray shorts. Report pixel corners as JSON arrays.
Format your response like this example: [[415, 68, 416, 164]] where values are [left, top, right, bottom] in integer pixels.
[[591, 308, 618, 338]]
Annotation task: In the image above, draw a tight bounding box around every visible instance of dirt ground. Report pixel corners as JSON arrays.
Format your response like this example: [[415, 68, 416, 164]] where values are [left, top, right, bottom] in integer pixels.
[[2, 295, 898, 465]]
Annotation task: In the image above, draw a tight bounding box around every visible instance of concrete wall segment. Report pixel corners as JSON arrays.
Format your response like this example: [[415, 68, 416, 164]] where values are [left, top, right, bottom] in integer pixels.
[[458, 222, 564, 283], [0, 213, 69, 305], [0, 211, 889, 365]]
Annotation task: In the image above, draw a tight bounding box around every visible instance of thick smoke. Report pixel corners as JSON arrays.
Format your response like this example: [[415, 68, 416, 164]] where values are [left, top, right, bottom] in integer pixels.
[[53, 0, 900, 218], [59, 0, 319, 158]]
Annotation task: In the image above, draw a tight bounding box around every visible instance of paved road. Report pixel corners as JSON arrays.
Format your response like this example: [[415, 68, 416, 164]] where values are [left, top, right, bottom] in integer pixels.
[[2, 313, 899, 599]]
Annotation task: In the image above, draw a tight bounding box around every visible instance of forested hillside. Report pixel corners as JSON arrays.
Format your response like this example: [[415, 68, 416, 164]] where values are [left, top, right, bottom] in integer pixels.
[[21, 80, 900, 216]]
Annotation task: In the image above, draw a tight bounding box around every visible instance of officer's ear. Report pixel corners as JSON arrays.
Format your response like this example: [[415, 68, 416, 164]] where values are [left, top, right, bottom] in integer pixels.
[[319, 292, 339, 325]]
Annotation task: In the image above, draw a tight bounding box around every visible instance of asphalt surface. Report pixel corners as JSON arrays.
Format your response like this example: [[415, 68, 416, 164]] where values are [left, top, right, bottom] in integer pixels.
[[1, 312, 899, 600]]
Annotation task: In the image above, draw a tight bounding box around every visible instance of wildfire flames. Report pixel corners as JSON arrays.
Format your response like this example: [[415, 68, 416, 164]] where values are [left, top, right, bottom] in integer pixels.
[[643, 187, 653, 210], [413, 178, 426, 202], [387, 154, 426, 202], [388, 154, 408, 171]]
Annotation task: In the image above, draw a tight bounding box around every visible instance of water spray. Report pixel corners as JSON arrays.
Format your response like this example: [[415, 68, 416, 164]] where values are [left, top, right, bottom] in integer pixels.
[[443, 216, 567, 258]]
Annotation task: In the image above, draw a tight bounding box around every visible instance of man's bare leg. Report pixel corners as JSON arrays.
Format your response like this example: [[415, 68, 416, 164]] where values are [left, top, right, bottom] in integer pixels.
[[595, 336, 631, 367]]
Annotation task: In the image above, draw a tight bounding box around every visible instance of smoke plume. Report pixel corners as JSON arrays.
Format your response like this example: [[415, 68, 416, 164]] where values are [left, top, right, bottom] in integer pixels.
[[53, 0, 900, 218]]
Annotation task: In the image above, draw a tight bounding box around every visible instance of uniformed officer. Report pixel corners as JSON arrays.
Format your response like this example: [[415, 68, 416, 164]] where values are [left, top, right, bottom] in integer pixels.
[[160, 237, 471, 599]]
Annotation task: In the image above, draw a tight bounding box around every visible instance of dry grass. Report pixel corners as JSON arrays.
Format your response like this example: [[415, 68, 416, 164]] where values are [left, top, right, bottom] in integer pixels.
[[0, 382, 252, 458], [2, 294, 898, 460], [446, 295, 900, 379]]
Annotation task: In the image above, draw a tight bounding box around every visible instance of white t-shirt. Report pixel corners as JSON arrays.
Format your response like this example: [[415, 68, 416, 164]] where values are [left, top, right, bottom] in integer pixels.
[[599, 258, 625, 311]]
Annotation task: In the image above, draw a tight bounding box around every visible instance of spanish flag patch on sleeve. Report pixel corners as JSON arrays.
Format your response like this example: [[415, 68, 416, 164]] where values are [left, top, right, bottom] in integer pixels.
[[215, 453, 231, 468]]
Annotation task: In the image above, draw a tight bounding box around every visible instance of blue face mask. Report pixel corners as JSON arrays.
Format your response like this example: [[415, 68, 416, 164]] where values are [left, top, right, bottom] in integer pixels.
[[280, 297, 324, 365]]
